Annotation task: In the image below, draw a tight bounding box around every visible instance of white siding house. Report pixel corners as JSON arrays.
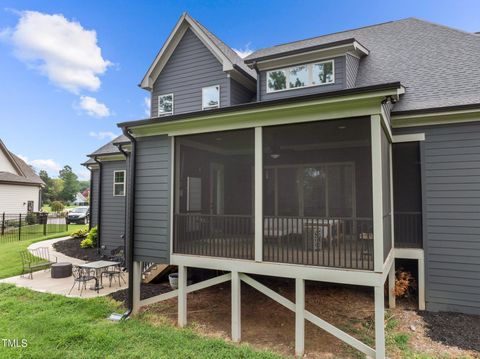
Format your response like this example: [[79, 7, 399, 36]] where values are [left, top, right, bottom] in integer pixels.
[[0, 140, 44, 214]]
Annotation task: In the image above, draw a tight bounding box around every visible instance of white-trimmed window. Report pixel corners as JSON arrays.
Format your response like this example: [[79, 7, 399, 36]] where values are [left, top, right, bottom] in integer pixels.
[[158, 93, 173, 116], [202, 85, 220, 110], [266, 60, 335, 93], [113, 170, 126, 196]]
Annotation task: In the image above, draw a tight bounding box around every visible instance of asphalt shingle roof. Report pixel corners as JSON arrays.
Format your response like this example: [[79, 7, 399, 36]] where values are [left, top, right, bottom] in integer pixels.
[[0, 141, 44, 186], [245, 18, 480, 112], [87, 134, 129, 157]]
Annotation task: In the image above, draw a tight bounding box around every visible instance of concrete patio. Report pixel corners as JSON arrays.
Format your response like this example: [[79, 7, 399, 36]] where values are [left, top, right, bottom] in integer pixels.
[[0, 236, 127, 298]]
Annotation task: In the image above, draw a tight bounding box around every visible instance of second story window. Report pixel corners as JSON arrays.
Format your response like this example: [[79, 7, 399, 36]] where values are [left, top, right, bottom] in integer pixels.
[[158, 93, 173, 116], [266, 60, 335, 93], [113, 170, 126, 196], [202, 85, 220, 110]]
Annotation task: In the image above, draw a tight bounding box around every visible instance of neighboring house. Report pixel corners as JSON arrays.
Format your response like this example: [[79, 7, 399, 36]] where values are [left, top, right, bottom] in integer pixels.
[[0, 139, 44, 214], [83, 135, 129, 255], [87, 14, 480, 358], [72, 192, 88, 206]]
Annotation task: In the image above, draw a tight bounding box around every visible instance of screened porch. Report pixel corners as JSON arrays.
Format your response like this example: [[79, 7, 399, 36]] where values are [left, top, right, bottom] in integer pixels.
[[173, 117, 392, 271]]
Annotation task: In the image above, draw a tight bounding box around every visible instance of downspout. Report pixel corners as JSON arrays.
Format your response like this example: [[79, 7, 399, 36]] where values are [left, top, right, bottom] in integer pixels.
[[114, 143, 129, 257], [88, 167, 93, 229], [253, 62, 261, 102], [92, 157, 102, 253], [121, 128, 136, 320]]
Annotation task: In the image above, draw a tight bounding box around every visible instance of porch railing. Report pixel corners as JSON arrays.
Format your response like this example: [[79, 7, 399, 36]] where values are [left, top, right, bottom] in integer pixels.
[[394, 211, 423, 248], [174, 214, 254, 260], [263, 216, 374, 270]]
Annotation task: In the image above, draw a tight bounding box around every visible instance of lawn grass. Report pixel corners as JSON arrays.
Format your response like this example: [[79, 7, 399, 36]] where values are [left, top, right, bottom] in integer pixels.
[[0, 284, 278, 359], [0, 225, 86, 279]]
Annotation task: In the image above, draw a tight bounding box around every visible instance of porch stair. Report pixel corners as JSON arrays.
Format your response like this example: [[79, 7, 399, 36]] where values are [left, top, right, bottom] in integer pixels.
[[142, 264, 173, 283]]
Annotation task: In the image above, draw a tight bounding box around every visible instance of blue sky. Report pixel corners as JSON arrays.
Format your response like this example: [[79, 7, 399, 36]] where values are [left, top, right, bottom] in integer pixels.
[[0, 0, 479, 180]]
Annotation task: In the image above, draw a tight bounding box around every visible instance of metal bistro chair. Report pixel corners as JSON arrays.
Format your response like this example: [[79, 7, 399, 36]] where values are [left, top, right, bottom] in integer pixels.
[[19, 247, 56, 279], [68, 265, 98, 296], [101, 264, 126, 288]]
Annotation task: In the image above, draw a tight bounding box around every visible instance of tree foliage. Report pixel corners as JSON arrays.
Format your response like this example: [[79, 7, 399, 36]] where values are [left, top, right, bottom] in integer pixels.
[[50, 201, 64, 213], [59, 166, 80, 203]]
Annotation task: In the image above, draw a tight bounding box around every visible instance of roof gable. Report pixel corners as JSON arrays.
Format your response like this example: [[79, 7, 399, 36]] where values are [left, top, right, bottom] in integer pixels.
[[140, 13, 256, 91], [0, 140, 44, 186]]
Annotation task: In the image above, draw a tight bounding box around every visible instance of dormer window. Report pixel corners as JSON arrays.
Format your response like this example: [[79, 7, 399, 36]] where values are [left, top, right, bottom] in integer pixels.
[[202, 85, 220, 110], [158, 93, 173, 116], [266, 60, 335, 93]]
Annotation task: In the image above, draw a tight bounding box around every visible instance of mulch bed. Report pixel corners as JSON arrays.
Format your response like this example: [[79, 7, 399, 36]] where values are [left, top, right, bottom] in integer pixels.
[[109, 282, 172, 303], [420, 311, 480, 351], [53, 238, 103, 262]]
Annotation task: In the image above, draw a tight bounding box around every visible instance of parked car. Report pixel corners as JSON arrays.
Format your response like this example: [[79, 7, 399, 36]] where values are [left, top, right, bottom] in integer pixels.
[[66, 206, 89, 224]]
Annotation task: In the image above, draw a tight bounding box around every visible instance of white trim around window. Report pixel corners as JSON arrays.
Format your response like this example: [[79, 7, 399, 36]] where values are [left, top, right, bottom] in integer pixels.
[[266, 59, 335, 93], [158, 93, 174, 116], [202, 85, 220, 110], [113, 170, 126, 197]]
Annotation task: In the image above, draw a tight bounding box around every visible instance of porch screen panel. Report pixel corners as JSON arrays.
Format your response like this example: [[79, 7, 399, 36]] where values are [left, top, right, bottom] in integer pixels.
[[382, 129, 392, 260], [174, 129, 254, 259], [263, 118, 374, 270]]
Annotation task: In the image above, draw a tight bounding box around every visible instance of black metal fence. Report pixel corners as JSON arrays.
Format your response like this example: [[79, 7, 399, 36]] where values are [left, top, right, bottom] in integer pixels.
[[174, 213, 254, 260], [394, 211, 423, 248], [0, 213, 68, 244]]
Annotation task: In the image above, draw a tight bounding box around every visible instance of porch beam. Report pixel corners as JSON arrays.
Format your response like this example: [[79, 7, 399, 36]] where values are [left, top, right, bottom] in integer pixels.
[[388, 260, 396, 309], [418, 256, 426, 310], [231, 271, 241, 342], [140, 289, 179, 307], [371, 114, 384, 272], [178, 265, 187, 327], [254, 127, 263, 262], [131, 261, 142, 314]]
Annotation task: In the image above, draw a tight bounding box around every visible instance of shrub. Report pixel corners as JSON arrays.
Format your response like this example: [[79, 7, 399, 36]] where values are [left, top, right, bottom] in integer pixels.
[[25, 212, 37, 225], [85, 226, 98, 247], [70, 228, 88, 239], [51, 201, 64, 213], [395, 269, 417, 298], [80, 238, 94, 248]]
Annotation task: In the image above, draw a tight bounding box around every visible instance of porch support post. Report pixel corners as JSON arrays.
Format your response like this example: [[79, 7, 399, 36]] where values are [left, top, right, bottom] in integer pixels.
[[132, 261, 142, 314], [371, 114, 384, 272], [178, 265, 187, 327], [418, 257, 426, 310], [254, 127, 263, 262], [388, 261, 396, 308], [295, 278, 305, 357], [374, 285, 385, 359], [231, 271, 241, 342]]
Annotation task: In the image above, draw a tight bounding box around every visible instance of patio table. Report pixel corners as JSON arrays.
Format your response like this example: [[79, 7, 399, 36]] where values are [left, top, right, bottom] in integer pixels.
[[79, 260, 120, 291]]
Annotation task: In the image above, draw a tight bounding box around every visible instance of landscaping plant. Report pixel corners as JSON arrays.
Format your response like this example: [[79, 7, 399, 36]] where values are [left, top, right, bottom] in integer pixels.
[[70, 227, 88, 239], [80, 226, 98, 248]]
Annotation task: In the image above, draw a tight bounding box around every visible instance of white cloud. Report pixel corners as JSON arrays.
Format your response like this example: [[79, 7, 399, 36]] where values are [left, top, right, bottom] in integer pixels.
[[88, 131, 118, 140], [143, 96, 151, 117], [78, 96, 110, 117], [1, 10, 111, 93], [233, 43, 253, 58], [19, 155, 62, 175]]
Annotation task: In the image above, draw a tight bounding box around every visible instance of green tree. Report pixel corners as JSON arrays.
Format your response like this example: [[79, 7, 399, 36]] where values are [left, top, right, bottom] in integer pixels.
[[39, 170, 54, 204], [78, 180, 90, 193], [59, 166, 80, 203], [51, 178, 64, 202], [50, 201, 64, 213]]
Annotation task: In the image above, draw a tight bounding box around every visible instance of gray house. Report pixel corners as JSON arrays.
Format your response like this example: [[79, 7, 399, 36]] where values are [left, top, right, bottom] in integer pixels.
[[87, 14, 480, 358]]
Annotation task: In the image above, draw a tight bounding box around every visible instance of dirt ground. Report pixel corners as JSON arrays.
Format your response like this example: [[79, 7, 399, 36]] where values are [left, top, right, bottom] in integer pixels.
[[53, 238, 103, 261], [135, 277, 479, 358]]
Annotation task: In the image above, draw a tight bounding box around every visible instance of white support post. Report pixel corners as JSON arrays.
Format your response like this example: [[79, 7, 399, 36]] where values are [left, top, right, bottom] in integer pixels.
[[371, 114, 384, 272], [418, 257, 426, 310], [254, 127, 263, 262], [132, 261, 142, 314], [388, 261, 396, 309], [295, 278, 305, 357], [178, 265, 187, 327], [231, 271, 241, 342], [374, 285, 385, 359]]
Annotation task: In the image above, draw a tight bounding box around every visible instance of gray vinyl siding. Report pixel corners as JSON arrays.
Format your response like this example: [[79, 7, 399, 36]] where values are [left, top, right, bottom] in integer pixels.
[[345, 54, 359, 88], [133, 136, 171, 263], [259, 56, 345, 101], [151, 28, 230, 117], [90, 169, 100, 228], [394, 123, 480, 315], [230, 78, 255, 105], [99, 161, 126, 253]]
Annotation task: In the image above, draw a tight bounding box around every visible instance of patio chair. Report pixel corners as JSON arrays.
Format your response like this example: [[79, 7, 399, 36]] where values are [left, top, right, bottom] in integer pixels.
[[108, 246, 126, 268], [19, 247, 56, 279], [68, 265, 98, 296], [101, 264, 126, 287]]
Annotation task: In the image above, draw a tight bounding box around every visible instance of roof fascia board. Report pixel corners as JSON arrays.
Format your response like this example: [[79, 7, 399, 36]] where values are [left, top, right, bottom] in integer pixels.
[[0, 180, 42, 187], [129, 93, 393, 137], [392, 108, 480, 128], [0, 141, 24, 177], [89, 154, 126, 162]]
